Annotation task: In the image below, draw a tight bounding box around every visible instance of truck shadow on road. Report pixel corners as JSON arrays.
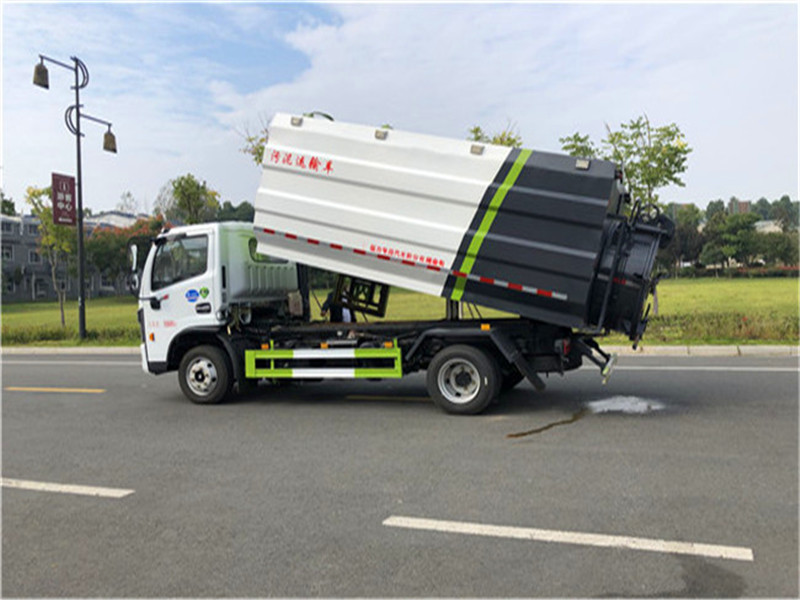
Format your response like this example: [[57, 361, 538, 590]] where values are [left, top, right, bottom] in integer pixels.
[[229, 379, 674, 423]]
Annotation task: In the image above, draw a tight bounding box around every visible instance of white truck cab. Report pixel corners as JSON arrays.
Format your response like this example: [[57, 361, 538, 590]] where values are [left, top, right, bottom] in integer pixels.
[[135, 222, 302, 395]]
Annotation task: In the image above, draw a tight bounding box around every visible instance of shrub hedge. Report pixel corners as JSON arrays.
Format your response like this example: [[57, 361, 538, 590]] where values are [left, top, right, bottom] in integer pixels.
[[675, 266, 799, 279], [643, 312, 798, 344]]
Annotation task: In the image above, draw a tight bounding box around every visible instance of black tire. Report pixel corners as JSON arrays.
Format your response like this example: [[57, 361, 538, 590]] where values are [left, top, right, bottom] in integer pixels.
[[178, 345, 232, 404], [426, 345, 500, 415]]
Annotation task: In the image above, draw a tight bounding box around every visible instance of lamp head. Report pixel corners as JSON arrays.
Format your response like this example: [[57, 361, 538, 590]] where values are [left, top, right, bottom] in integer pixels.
[[103, 129, 117, 153], [33, 61, 49, 89]]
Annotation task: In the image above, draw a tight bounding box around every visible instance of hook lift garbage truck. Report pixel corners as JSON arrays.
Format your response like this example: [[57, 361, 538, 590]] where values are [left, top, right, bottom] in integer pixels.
[[129, 113, 674, 414]]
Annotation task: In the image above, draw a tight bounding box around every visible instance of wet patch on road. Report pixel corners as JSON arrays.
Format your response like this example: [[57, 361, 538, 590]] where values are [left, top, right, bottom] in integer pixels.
[[587, 395, 665, 415], [506, 408, 589, 438], [507, 396, 666, 439]]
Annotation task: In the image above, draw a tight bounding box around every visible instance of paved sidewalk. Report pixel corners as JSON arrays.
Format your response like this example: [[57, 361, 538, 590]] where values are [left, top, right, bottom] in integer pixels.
[[1, 345, 797, 357]]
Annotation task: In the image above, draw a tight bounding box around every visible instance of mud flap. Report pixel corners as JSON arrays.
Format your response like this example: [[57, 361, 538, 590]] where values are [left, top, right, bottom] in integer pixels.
[[489, 328, 546, 391]]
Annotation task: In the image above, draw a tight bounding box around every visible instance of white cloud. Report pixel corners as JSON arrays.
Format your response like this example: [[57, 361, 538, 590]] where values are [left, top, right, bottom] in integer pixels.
[[213, 3, 798, 205], [2, 3, 797, 215]]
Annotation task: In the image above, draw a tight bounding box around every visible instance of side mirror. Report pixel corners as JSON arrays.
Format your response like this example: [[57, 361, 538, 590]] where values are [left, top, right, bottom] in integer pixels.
[[127, 272, 140, 296], [126, 236, 150, 297], [128, 243, 138, 272]]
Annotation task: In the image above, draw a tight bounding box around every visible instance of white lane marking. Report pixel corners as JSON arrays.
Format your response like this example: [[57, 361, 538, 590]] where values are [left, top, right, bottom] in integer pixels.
[[6, 386, 105, 394], [1, 360, 139, 367], [1, 478, 134, 499], [614, 366, 796, 372], [383, 516, 754, 562]]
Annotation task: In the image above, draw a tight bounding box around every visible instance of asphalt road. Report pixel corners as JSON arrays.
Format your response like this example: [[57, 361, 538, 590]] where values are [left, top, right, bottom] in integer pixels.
[[2, 353, 797, 597]]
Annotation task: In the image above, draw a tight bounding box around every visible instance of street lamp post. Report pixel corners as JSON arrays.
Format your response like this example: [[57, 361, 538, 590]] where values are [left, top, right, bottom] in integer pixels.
[[33, 54, 116, 340]]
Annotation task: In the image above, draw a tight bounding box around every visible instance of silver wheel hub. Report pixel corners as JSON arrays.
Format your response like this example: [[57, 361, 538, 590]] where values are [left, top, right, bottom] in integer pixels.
[[186, 357, 218, 396], [438, 358, 480, 404]]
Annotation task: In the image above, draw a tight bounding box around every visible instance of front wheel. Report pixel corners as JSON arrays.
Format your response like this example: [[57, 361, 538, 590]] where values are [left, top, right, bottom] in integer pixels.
[[426, 345, 500, 415], [178, 345, 232, 404]]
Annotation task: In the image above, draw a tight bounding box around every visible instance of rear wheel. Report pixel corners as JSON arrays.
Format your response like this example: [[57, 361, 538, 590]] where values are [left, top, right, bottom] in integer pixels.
[[178, 345, 232, 404], [426, 345, 500, 415]]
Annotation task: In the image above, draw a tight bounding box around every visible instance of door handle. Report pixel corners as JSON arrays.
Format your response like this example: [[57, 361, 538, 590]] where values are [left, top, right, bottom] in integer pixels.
[[139, 293, 169, 310]]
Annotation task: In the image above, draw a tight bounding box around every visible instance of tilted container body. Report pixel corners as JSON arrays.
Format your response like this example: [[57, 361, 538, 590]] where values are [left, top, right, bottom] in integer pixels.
[[253, 113, 671, 339]]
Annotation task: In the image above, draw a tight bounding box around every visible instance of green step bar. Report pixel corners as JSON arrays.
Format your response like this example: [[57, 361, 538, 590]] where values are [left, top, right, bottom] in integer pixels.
[[245, 342, 403, 379]]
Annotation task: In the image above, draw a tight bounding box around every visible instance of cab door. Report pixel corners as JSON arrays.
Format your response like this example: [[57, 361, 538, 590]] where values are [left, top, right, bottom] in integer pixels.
[[140, 231, 216, 368]]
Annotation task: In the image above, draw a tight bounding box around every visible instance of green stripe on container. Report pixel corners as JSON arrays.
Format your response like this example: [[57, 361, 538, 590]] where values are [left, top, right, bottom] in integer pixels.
[[451, 149, 532, 301]]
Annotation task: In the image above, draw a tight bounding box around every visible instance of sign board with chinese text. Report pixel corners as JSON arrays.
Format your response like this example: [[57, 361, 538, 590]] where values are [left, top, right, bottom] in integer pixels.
[[51, 172, 76, 226]]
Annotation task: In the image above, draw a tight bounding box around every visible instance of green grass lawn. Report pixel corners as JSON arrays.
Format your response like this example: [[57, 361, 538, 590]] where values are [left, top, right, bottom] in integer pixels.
[[2, 278, 798, 346], [605, 277, 799, 345], [654, 277, 798, 316], [1, 296, 140, 346]]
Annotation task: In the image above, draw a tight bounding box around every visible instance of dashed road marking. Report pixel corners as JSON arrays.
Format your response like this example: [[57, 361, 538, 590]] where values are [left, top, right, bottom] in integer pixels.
[[383, 516, 754, 562], [5, 386, 105, 394], [614, 366, 796, 373], [1, 478, 134, 499], [1, 360, 138, 367]]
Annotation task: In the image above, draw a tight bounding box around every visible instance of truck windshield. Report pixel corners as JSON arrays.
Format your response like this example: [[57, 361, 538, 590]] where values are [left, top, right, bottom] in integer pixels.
[[152, 235, 208, 291]]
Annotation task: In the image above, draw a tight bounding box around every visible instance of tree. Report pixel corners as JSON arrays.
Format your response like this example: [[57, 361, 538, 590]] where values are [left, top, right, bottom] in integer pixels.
[[116, 190, 137, 214], [700, 210, 736, 268], [172, 175, 220, 224], [152, 181, 174, 220], [25, 186, 75, 326], [217, 200, 255, 222], [705, 199, 725, 221], [770, 195, 798, 232], [660, 203, 704, 273], [560, 114, 691, 206], [559, 132, 597, 159], [241, 126, 269, 166], [86, 226, 128, 290], [1, 190, 15, 216], [720, 212, 761, 266], [86, 215, 166, 291], [753, 197, 771, 220], [699, 243, 726, 274], [467, 122, 523, 148], [676, 204, 704, 266], [153, 174, 220, 224], [758, 232, 799, 266]]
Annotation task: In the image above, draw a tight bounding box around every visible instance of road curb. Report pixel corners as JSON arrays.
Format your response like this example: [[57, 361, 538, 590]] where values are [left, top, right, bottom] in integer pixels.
[[2, 345, 797, 357], [599, 345, 798, 357], [0, 346, 140, 355]]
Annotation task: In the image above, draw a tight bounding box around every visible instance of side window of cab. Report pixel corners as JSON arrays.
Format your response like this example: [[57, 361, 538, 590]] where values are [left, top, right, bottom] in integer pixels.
[[152, 235, 208, 291]]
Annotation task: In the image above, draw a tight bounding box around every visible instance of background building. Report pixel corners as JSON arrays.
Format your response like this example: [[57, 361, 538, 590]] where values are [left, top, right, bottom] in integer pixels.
[[1, 211, 144, 302]]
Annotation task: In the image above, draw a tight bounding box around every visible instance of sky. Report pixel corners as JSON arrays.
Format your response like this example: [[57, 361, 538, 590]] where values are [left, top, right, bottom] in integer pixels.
[[1, 2, 797, 216]]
